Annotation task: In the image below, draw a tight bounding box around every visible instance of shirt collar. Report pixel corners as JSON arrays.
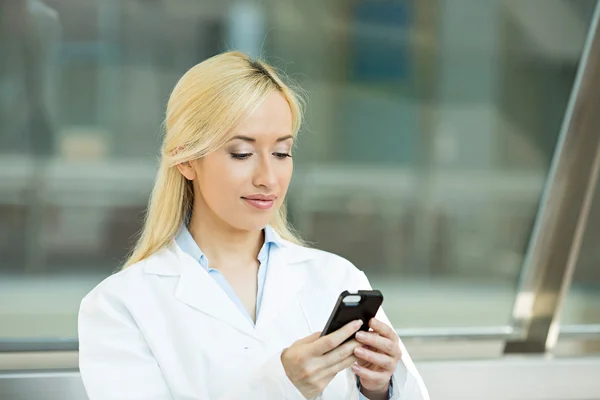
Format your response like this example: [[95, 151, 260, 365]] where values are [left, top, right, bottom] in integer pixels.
[[175, 224, 205, 264], [263, 224, 283, 248], [175, 224, 283, 267]]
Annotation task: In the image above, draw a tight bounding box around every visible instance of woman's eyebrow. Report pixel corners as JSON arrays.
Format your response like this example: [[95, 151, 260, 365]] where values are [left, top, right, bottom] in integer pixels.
[[228, 135, 293, 143]]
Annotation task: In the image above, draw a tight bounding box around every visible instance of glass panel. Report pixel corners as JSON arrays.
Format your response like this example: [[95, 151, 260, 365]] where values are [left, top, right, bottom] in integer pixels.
[[556, 166, 600, 355], [556, 2, 600, 353], [284, 0, 596, 330], [560, 171, 600, 326], [0, 0, 595, 342]]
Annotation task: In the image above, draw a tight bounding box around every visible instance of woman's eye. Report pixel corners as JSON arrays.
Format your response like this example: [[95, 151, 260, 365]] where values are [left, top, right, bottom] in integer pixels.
[[230, 153, 252, 160], [274, 152, 292, 159]]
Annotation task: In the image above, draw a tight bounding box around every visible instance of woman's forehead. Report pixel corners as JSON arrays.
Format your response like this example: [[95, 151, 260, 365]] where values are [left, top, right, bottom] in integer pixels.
[[228, 92, 293, 142]]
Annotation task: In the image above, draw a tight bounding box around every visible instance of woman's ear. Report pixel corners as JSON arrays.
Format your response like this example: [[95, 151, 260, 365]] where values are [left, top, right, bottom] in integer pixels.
[[176, 161, 197, 181]]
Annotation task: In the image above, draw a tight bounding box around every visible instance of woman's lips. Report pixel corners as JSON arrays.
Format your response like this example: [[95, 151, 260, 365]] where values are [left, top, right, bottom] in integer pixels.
[[241, 195, 277, 210], [243, 198, 274, 210]]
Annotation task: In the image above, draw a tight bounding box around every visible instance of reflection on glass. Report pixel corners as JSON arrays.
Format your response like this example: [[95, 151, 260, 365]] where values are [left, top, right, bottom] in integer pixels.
[[0, 0, 595, 340], [0, 0, 60, 155]]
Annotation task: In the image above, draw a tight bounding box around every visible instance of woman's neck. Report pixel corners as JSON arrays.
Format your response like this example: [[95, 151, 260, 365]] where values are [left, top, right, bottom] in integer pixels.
[[186, 208, 264, 270]]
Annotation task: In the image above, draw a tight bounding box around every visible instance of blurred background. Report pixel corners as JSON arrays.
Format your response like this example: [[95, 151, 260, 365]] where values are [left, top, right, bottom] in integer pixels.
[[1, 0, 600, 398]]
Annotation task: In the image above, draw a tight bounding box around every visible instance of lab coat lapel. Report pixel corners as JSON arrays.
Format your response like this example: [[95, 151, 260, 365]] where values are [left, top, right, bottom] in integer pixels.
[[145, 239, 316, 340], [255, 242, 313, 335], [171, 242, 259, 340]]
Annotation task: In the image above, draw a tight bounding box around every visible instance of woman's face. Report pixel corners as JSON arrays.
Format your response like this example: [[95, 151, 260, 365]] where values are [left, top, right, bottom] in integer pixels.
[[178, 91, 294, 232]]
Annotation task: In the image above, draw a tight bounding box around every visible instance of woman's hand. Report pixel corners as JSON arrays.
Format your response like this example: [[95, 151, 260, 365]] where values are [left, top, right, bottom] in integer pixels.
[[352, 318, 402, 398], [281, 320, 364, 398]]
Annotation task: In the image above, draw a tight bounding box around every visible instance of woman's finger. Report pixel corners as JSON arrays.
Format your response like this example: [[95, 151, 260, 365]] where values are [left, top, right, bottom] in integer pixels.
[[296, 331, 323, 345], [354, 346, 396, 371], [312, 319, 363, 355], [321, 339, 361, 368], [351, 363, 390, 388], [369, 318, 398, 342], [355, 331, 398, 357], [320, 353, 358, 380]]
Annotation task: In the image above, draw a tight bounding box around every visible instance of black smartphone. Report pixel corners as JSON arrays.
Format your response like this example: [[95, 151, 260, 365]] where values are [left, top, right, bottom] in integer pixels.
[[321, 290, 384, 343]]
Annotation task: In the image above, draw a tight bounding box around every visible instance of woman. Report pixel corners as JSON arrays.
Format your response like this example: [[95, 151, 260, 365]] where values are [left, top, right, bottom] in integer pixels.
[[78, 51, 429, 400]]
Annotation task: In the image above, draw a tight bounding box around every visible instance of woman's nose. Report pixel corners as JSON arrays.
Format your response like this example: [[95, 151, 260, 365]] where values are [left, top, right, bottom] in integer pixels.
[[253, 157, 278, 188]]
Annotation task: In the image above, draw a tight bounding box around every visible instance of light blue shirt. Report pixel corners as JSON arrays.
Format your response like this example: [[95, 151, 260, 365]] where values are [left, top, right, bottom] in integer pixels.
[[176, 225, 391, 399], [175, 224, 280, 326]]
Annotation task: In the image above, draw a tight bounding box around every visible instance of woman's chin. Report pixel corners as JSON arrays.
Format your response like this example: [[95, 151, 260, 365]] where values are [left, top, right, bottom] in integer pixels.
[[228, 215, 274, 233]]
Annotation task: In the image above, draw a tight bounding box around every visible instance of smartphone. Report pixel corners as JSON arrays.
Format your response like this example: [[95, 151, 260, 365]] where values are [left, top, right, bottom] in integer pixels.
[[320, 290, 384, 343]]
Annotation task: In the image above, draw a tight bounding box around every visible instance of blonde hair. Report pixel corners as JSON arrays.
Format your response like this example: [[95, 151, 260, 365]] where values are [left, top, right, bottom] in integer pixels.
[[123, 51, 305, 268]]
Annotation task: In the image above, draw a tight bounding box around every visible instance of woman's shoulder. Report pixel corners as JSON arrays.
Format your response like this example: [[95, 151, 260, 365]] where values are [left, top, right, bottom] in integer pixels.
[[79, 261, 146, 311], [80, 245, 175, 308]]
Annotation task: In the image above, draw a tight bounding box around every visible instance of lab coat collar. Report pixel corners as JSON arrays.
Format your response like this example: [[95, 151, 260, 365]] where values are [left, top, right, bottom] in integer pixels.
[[143, 234, 315, 340], [174, 224, 283, 269]]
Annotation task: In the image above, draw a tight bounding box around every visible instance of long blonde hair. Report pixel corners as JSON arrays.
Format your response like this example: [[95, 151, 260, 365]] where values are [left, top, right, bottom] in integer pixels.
[[123, 51, 305, 268]]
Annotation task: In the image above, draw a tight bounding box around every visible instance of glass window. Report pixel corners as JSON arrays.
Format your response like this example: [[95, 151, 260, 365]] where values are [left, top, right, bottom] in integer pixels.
[[560, 172, 600, 327], [556, 169, 600, 356], [0, 0, 596, 348]]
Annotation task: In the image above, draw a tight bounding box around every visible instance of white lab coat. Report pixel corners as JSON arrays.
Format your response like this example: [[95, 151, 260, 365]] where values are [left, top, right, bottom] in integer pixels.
[[78, 235, 429, 400]]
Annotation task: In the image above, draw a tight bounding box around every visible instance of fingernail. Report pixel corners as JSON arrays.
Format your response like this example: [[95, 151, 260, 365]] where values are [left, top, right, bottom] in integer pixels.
[[354, 320, 363, 328], [356, 331, 367, 340], [355, 347, 365, 356], [352, 364, 360, 372]]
